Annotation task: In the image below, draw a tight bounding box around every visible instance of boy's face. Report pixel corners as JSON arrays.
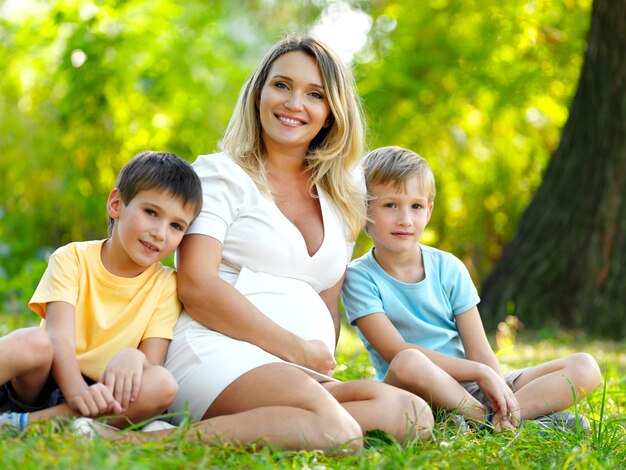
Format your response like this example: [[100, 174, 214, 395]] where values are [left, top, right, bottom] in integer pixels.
[[367, 176, 433, 257], [106, 188, 196, 276]]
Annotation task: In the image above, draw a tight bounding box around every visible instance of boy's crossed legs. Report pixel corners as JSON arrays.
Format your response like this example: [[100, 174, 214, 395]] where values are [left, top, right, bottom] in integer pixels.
[[1, 327, 177, 429], [384, 348, 601, 431]]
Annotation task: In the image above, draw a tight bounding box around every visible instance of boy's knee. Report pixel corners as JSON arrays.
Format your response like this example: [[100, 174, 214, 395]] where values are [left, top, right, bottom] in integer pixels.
[[145, 366, 179, 409], [18, 328, 53, 370], [387, 349, 431, 387], [570, 352, 602, 392]]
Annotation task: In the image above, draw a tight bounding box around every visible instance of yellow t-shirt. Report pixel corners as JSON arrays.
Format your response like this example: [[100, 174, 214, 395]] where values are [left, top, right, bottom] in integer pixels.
[[29, 240, 181, 381]]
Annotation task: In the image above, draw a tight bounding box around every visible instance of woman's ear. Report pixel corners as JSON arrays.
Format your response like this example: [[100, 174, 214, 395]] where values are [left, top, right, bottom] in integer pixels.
[[107, 188, 122, 220]]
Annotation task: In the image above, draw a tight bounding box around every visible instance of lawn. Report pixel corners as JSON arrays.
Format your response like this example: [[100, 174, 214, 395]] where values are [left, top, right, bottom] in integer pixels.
[[1, 312, 625, 469]]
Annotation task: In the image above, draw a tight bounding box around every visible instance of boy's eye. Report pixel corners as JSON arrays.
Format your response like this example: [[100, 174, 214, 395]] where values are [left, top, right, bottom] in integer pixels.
[[384, 203, 396, 208], [145, 209, 157, 216], [171, 223, 184, 232], [412, 204, 423, 210]]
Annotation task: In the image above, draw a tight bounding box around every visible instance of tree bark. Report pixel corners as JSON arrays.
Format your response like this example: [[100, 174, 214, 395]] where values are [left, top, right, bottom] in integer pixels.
[[479, 0, 626, 337]]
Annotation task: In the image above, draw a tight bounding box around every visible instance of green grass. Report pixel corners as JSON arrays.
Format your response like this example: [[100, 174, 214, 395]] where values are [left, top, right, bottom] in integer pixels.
[[2, 314, 625, 469]]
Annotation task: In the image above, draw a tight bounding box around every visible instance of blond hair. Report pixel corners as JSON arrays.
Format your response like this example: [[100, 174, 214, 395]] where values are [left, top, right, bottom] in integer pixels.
[[220, 34, 366, 240], [362, 146, 436, 204]]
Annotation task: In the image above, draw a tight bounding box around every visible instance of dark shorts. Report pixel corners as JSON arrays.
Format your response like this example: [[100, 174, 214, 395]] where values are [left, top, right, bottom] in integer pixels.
[[0, 375, 95, 413]]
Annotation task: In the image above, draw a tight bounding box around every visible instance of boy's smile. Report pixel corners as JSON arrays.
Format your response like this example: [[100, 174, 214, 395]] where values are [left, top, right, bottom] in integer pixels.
[[367, 177, 434, 260], [103, 188, 196, 277]]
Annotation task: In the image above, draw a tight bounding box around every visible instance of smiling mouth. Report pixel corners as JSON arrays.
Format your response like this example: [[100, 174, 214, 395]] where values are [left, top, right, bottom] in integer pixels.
[[141, 240, 159, 252], [276, 114, 305, 126]]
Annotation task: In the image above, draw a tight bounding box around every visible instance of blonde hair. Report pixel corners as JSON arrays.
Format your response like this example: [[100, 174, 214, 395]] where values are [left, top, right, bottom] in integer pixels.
[[362, 146, 436, 204], [220, 34, 366, 240]]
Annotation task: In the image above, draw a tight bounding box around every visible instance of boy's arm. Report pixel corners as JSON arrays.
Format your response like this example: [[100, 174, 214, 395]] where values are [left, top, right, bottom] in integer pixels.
[[456, 307, 521, 421], [101, 338, 170, 412], [356, 312, 490, 381], [455, 307, 502, 373], [138, 337, 171, 365], [46, 301, 121, 416]]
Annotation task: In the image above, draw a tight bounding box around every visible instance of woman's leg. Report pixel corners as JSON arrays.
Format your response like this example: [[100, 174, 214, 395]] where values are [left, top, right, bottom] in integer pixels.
[[512, 353, 602, 419], [383, 349, 486, 423], [323, 378, 434, 442], [186, 363, 363, 450]]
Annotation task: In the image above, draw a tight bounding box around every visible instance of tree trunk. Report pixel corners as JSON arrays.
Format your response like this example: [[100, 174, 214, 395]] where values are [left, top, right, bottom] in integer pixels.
[[479, 0, 626, 337]]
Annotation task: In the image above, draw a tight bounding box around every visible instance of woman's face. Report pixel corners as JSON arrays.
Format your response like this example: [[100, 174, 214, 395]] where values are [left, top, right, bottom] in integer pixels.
[[258, 50, 331, 157]]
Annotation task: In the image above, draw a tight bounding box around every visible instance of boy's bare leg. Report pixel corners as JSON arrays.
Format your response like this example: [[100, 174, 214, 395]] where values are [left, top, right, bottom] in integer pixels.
[[0, 328, 52, 405], [323, 378, 434, 442], [383, 349, 486, 424], [107, 365, 178, 428], [511, 353, 602, 420]]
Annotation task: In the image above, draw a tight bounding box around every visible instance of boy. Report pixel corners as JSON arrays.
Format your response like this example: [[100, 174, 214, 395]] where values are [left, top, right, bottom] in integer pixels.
[[341, 146, 602, 431], [0, 151, 202, 430]]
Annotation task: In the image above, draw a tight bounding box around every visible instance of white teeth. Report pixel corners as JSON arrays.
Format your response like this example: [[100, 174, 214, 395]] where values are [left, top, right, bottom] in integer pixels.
[[278, 115, 303, 125], [142, 241, 158, 251]]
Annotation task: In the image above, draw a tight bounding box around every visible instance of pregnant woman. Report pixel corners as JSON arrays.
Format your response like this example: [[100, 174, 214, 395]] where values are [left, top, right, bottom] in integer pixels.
[[163, 34, 433, 450]]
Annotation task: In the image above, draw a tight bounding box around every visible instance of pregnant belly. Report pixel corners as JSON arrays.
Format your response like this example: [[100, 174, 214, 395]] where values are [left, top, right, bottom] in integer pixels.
[[233, 267, 336, 354]]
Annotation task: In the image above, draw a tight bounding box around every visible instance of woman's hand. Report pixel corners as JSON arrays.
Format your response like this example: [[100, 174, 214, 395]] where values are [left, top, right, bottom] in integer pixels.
[[295, 340, 337, 376]]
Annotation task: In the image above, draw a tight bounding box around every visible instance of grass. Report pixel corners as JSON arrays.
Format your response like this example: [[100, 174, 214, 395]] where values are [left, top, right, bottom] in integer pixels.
[[2, 314, 625, 469]]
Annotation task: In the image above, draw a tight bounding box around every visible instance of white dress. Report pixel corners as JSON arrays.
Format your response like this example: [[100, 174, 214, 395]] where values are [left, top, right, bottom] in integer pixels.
[[165, 152, 354, 423]]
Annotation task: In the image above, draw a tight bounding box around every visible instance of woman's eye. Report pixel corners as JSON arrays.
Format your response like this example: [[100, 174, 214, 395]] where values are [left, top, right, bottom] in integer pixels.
[[275, 82, 288, 90], [309, 91, 323, 99]]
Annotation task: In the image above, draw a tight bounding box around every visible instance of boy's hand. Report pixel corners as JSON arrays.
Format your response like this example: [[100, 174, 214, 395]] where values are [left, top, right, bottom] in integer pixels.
[[476, 366, 521, 426], [68, 383, 122, 417], [101, 348, 147, 413], [299, 340, 336, 376]]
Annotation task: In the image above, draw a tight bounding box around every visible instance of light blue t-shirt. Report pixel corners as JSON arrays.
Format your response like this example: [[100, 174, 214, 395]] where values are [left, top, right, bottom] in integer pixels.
[[341, 245, 480, 381]]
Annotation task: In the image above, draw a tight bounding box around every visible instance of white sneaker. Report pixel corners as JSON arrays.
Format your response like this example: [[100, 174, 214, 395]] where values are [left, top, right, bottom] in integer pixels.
[[71, 417, 120, 439], [141, 420, 176, 432]]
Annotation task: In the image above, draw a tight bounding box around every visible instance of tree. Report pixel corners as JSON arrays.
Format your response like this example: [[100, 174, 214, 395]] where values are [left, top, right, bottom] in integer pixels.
[[479, 0, 626, 337]]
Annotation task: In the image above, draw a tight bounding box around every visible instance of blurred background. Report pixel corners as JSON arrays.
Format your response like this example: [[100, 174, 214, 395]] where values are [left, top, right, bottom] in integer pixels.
[[0, 0, 597, 331]]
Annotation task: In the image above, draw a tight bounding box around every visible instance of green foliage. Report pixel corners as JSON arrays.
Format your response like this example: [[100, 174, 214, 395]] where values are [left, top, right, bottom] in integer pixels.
[[353, 0, 592, 281], [0, 1, 592, 320]]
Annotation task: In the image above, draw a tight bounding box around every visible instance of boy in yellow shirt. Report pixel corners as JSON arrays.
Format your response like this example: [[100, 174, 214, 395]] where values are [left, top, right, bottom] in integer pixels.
[[0, 150, 202, 430]]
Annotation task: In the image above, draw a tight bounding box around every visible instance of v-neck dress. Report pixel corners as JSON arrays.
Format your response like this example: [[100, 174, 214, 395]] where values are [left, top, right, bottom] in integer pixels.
[[165, 152, 354, 423]]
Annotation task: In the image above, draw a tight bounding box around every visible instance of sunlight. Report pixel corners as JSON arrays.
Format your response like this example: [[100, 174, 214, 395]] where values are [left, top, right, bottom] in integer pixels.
[[310, 1, 372, 63]]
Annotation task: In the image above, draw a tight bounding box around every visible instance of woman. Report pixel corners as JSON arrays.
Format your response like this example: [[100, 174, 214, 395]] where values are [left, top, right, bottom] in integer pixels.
[[165, 35, 433, 450]]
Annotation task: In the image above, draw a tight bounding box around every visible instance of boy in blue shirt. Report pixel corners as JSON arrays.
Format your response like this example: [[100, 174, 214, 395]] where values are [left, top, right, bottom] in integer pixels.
[[341, 146, 602, 431]]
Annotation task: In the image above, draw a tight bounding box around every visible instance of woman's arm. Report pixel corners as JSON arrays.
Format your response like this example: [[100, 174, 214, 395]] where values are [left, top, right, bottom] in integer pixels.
[[177, 234, 335, 374], [319, 273, 344, 345]]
